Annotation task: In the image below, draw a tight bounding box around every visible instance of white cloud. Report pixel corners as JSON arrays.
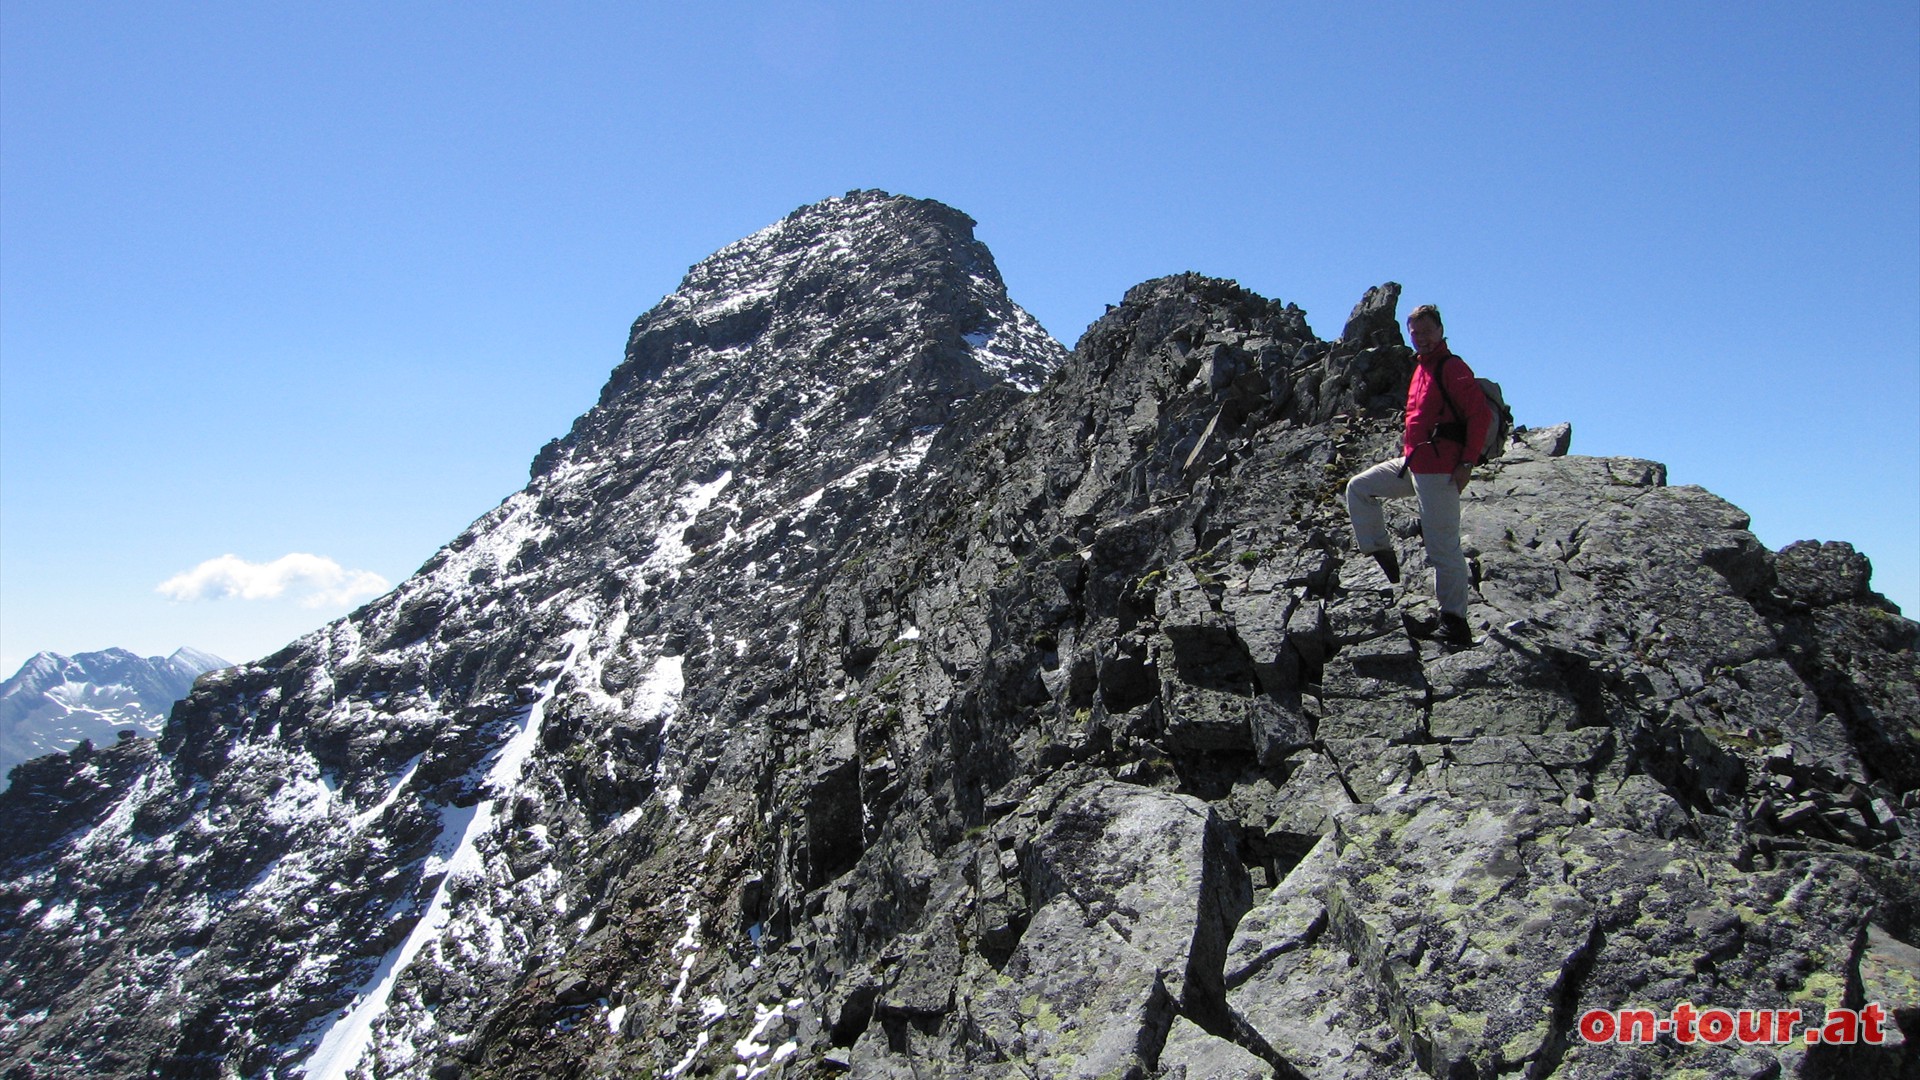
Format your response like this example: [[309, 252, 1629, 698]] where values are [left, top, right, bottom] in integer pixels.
[[157, 553, 391, 609]]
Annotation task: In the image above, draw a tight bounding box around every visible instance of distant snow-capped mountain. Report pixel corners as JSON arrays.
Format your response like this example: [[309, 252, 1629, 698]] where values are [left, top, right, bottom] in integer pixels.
[[0, 648, 229, 786]]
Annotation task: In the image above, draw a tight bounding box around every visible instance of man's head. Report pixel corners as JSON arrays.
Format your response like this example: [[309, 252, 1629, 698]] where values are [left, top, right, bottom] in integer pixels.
[[1407, 304, 1445, 354]]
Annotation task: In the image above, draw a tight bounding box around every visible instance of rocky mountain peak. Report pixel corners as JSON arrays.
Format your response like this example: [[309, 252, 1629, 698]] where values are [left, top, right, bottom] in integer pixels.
[[535, 189, 1057, 483], [1, 201, 1914, 1080]]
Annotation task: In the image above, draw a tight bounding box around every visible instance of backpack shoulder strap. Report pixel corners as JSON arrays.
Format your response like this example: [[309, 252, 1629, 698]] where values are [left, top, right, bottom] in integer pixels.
[[1430, 354, 1480, 465], [1433, 354, 1463, 424]]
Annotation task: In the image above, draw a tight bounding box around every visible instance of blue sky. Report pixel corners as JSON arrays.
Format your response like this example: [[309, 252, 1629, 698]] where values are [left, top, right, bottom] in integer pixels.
[[3, 1, 1916, 673]]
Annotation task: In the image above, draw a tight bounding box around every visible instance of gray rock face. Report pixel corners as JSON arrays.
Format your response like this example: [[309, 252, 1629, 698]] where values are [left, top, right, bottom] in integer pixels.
[[1, 196, 1914, 1080], [0, 647, 228, 789], [0, 191, 1065, 1079]]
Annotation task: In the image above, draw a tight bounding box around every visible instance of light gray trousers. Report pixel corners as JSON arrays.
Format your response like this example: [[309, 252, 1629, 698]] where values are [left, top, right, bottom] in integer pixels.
[[1346, 457, 1470, 617]]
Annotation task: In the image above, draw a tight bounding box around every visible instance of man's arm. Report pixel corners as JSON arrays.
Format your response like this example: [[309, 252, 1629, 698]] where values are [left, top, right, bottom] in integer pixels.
[[1404, 364, 1438, 458]]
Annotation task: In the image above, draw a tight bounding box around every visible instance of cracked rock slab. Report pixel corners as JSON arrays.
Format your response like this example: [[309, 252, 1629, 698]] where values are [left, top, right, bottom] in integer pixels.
[[955, 778, 1252, 1079], [1322, 795, 1597, 1079], [1156, 1015, 1273, 1078]]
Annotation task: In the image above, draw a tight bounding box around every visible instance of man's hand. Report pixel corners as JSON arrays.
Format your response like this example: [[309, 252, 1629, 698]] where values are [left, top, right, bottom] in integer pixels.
[[1452, 463, 1473, 493]]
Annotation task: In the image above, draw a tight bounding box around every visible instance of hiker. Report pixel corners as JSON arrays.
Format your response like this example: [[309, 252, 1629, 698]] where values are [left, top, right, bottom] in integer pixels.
[[1345, 304, 1493, 648]]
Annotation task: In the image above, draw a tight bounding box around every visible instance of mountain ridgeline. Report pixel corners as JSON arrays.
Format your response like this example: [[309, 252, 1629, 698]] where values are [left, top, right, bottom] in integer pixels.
[[2, 192, 1915, 1080], [0, 648, 229, 790]]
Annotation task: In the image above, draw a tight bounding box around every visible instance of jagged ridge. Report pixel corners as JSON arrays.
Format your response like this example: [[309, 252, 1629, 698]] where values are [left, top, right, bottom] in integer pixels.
[[1, 198, 1915, 1080]]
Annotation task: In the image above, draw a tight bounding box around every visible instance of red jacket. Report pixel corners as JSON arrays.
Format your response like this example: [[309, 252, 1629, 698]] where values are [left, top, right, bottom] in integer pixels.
[[1403, 348, 1493, 474]]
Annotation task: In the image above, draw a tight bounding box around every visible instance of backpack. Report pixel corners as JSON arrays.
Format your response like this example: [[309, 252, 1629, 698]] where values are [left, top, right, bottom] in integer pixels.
[[1433, 356, 1514, 464]]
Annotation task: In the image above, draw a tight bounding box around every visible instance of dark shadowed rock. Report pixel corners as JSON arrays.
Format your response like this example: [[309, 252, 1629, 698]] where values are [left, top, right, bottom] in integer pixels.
[[1342, 281, 1405, 350]]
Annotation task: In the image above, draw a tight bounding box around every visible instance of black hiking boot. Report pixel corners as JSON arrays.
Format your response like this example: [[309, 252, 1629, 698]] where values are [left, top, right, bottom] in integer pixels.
[[1440, 613, 1474, 649], [1369, 549, 1401, 584]]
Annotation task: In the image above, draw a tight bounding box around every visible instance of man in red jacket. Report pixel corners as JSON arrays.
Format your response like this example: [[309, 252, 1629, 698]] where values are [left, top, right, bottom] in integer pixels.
[[1345, 304, 1492, 647]]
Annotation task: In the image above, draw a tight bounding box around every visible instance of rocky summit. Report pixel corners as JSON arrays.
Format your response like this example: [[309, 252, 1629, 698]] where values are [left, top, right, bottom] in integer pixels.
[[1, 192, 1914, 1080]]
